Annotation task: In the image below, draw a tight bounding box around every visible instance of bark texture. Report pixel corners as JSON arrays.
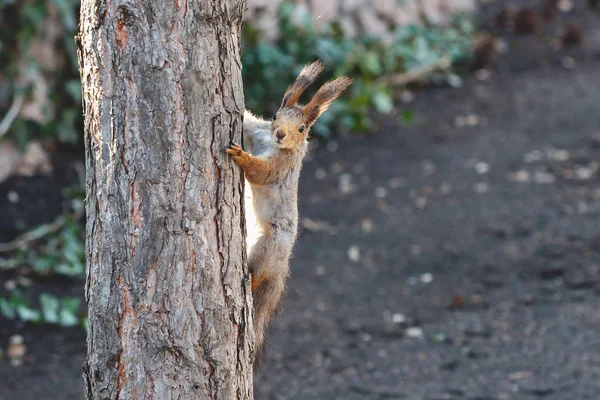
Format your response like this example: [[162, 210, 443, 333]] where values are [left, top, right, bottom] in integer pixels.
[[77, 0, 253, 398]]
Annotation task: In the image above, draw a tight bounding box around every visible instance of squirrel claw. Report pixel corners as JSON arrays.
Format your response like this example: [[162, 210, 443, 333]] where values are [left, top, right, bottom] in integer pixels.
[[226, 143, 243, 156]]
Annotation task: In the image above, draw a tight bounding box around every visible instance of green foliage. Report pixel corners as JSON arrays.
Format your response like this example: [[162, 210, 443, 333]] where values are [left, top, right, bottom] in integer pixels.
[[40, 293, 80, 327], [1, 0, 474, 145], [0, 217, 85, 278], [0, 289, 41, 322], [0, 0, 82, 146], [242, 3, 475, 137], [0, 289, 82, 327]]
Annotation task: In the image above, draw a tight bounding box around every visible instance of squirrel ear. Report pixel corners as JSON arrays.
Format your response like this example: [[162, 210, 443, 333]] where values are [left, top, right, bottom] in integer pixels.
[[280, 60, 325, 109], [303, 76, 353, 126]]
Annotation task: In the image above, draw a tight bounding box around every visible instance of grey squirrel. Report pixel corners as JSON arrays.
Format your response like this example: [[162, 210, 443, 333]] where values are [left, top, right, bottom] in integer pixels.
[[226, 60, 352, 364]]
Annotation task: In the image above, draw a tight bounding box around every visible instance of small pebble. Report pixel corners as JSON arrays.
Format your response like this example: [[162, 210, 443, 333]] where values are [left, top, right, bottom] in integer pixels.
[[561, 56, 576, 69], [406, 327, 424, 339], [474, 182, 489, 193], [352, 163, 365, 174], [546, 149, 570, 161], [524, 149, 544, 163], [16, 277, 33, 287], [422, 160, 437, 175], [339, 173, 354, 194], [509, 170, 530, 182], [330, 162, 344, 175], [315, 168, 326, 180], [8, 335, 26, 367], [421, 273, 434, 284], [415, 197, 428, 209], [392, 313, 407, 324], [359, 218, 374, 233], [4, 280, 16, 290], [400, 90, 415, 104], [7, 191, 19, 203], [533, 171, 555, 184], [388, 177, 406, 189], [409, 244, 421, 257], [347, 245, 360, 262], [575, 166, 594, 180], [475, 162, 489, 174], [465, 114, 480, 126], [375, 187, 388, 198], [439, 183, 453, 195], [558, 0, 573, 11], [475, 69, 492, 81]]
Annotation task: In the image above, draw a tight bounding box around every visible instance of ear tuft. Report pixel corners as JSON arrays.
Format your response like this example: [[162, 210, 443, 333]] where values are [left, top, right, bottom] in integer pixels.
[[280, 60, 325, 108], [303, 76, 353, 126]]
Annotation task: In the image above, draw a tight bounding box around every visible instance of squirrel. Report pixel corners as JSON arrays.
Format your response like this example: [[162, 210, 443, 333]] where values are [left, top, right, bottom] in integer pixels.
[[226, 60, 352, 364]]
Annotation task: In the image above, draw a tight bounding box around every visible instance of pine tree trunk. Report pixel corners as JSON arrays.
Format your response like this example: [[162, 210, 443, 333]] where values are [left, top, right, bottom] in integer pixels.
[[77, 0, 253, 398]]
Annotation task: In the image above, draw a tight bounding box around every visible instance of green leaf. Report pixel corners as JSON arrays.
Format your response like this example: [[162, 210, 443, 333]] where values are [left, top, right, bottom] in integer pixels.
[[372, 91, 394, 114], [40, 293, 60, 324], [16, 305, 41, 322], [8, 289, 27, 307], [0, 298, 16, 319], [59, 309, 79, 327], [360, 52, 382, 76], [61, 297, 80, 314], [60, 297, 81, 327], [33, 256, 55, 274], [401, 110, 415, 124], [433, 332, 447, 343], [446, 73, 462, 88]]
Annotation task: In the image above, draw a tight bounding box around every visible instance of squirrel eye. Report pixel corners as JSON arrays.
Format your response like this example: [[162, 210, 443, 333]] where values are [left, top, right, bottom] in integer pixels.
[[273, 113, 278, 120], [299, 125, 305, 133]]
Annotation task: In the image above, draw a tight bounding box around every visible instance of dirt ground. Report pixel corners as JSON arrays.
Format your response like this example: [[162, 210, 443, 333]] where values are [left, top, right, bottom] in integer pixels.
[[2, 3, 600, 400]]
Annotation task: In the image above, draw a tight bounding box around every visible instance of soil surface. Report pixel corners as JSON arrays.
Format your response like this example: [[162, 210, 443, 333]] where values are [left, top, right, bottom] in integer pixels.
[[2, 3, 600, 399]]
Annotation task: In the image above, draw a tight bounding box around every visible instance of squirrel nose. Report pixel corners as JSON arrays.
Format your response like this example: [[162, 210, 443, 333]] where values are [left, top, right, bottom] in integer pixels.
[[276, 131, 286, 140]]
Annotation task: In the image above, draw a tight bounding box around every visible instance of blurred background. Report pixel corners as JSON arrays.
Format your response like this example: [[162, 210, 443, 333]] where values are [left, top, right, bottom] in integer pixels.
[[1, 0, 600, 399]]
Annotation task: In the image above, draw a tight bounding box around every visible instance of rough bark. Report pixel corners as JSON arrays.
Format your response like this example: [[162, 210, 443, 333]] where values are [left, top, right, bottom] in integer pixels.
[[77, 0, 253, 398]]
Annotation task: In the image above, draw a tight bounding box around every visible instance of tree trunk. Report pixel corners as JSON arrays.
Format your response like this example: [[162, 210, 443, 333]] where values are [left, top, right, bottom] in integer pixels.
[[77, 0, 253, 398]]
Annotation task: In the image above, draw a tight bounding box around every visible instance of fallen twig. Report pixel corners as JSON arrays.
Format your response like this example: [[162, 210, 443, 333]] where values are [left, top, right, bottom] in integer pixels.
[[375, 56, 452, 87], [0, 93, 24, 139], [0, 208, 83, 253]]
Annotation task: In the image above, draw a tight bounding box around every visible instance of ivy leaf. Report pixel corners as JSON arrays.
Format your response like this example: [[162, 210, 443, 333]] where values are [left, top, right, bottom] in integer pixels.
[[0, 298, 16, 319], [59, 309, 79, 327], [16, 305, 41, 322], [401, 110, 415, 124], [360, 52, 382, 76], [40, 293, 60, 324], [59, 297, 80, 327], [372, 91, 394, 114]]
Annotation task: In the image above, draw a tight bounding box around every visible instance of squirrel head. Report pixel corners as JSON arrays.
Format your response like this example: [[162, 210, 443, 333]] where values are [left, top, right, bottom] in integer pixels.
[[271, 60, 353, 150]]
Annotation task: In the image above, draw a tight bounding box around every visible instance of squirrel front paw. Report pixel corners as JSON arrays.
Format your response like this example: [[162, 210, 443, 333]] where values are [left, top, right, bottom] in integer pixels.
[[225, 143, 248, 166], [225, 143, 244, 156]]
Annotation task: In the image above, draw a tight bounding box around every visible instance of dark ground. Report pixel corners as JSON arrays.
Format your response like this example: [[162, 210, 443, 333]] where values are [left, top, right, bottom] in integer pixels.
[[2, 3, 600, 400]]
